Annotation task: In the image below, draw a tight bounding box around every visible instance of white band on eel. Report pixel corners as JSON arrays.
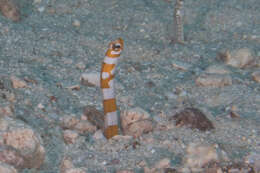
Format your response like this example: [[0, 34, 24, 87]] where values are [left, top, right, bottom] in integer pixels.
[[104, 56, 119, 65], [105, 111, 118, 126], [102, 72, 110, 79], [102, 88, 115, 100]]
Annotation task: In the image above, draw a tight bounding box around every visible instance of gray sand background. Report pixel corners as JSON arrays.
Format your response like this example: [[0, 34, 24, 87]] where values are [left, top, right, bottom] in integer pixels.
[[0, 0, 259, 172]]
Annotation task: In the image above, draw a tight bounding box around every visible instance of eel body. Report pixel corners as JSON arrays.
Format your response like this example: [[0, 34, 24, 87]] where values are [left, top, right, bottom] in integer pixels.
[[100, 38, 124, 139]]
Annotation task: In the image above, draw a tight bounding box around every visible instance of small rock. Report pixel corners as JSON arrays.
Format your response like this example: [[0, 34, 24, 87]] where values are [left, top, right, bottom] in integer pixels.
[[37, 6, 45, 12], [123, 120, 153, 138], [252, 71, 260, 82], [195, 74, 232, 87], [172, 60, 192, 71], [221, 162, 255, 173], [0, 118, 8, 131], [73, 121, 97, 134], [63, 130, 79, 144], [37, 103, 44, 110], [220, 48, 254, 68], [204, 165, 222, 173], [0, 146, 25, 168], [121, 107, 153, 137], [75, 62, 86, 70], [72, 19, 81, 27], [83, 106, 104, 130], [80, 73, 100, 87], [144, 167, 156, 173], [0, 163, 17, 173], [0, 0, 20, 22], [108, 159, 120, 165], [24, 77, 38, 85], [66, 85, 80, 91], [92, 129, 106, 141], [64, 168, 86, 173], [10, 76, 28, 89], [163, 168, 180, 173], [0, 117, 45, 169], [4, 92, 16, 103], [0, 105, 14, 117], [145, 81, 156, 88], [60, 115, 96, 134], [60, 157, 74, 173], [154, 158, 171, 169], [60, 115, 80, 129], [164, 168, 179, 173], [116, 170, 134, 173], [185, 143, 218, 171], [229, 111, 240, 119], [111, 135, 133, 142], [171, 108, 214, 131], [2, 129, 45, 168], [205, 65, 230, 74]]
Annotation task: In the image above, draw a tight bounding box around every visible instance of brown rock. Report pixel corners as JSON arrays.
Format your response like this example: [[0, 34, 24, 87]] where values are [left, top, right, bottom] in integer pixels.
[[185, 143, 218, 171], [220, 48, 254, 68], [171, 108, 214, 131], [83, 106, 104, 130], [0, 105, 14, 117], [75, 62, 86, 70], [72, 19, 81, 27], [252, 71, 260, 82], [121, 107, 153, 138], [123, 120, 153, 138], [205, 65, 230, 74], [221, 162, 255, 173], [154, 158, 171, 169], [60, 157, 74, 173], [0, 0, 20, 22], [116, 170, 134, 173], [0, 163, 17, 173], [143, 167, 156, 173], [163, 168, 179, 173], [63, 130, 79, 144], [0, 116, 45, 169], [205, 168, 221, 173], [196, 74, 232, 87], [64, 168, 86, 173], [92, 130, 106, 141], [60, 115, 97, 134], [172, 60, 192, 71], [73, 121, 96, 134], [2, 128, 45, 168], [10, 76, 28, 89], [60, 115, 80, 129], [0, 146, 25, 168], [66, 85, 80, 91], [111, 135, 133, 141], [229, 111, 240, 119]]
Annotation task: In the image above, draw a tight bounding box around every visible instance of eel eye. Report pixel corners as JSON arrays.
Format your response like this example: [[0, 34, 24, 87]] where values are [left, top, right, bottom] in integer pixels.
[[113, 44, 121, 50]]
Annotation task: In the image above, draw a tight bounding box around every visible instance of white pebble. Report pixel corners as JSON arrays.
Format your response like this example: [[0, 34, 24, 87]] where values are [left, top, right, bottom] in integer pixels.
[[38, 7, 45, 12], [72, 20, 81, 27]]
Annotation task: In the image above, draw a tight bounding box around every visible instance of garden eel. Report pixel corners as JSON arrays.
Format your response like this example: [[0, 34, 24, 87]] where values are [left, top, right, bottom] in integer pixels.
[[101, 38, 124, 139], [173, 0, 184, 44]]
